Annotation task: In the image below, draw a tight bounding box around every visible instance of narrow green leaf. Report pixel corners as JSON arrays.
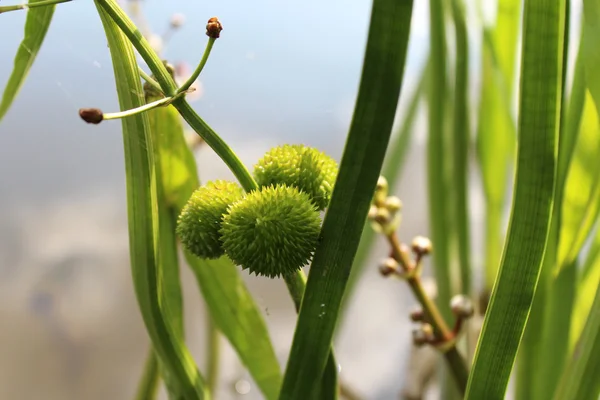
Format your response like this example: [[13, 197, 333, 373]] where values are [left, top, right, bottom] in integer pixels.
[[135, 349, 160, 400], [553, 284, 600, 400], [0, 0, 56, 121], [582, 0, 600, 118], [144, 84, 282, 399], [428, 0, 452, 320], [476, 0, 521, 291], [341, 66, 425, 315], [94, 5, 206, 399], [465, 1, 565, 398], [279, 1, 414, 398], [450, 0, 471, 294], [569, 226, 600, 349], [187, 256, 282, 400]]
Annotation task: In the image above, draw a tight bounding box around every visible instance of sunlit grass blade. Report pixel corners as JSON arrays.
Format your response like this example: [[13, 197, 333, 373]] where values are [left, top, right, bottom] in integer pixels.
[[465, 1, 566, 398], [94, 5, 206, 399], [553, 284, 600, 400], [569, 225, 600, 349], [144, 83, 283, 399], [341, 64, 425, 315], [0, 0, 57, 121], [278, 1, 414, 398], [582, 0, 600, 118], [476, 0, 520, 293]]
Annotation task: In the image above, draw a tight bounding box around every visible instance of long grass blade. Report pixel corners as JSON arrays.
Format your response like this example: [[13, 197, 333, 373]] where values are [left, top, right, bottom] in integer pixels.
[[553, 284, 600, 400], [0, 0, 56, 121], [582, 0, 600, 118], [465, 1, 566, 398], [450, 0, 471, 294], [278, 1, 414, 398], [94, 5, 206, 399], [428, 0, 452, 320]]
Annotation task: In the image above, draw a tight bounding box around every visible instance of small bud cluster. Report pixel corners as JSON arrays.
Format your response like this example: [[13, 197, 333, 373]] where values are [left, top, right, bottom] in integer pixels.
[[177, 145, 338, 278], [409, 294, 475, 348], [368, 176, 402, 235]]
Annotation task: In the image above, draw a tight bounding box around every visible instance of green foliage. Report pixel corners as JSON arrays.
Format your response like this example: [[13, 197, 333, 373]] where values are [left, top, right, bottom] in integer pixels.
[[0, 0, 56, 121], [254, 144, 338, 211], [177, 180, 244, 259], [221, 185, 321, 278]]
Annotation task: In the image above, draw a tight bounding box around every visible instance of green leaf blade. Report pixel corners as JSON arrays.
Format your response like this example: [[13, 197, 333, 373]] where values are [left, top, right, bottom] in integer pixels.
[[94, 5, 206, 399], [278, 1, 414, 398], [0, 0, 56, 121], [465, 1, 566, 398]]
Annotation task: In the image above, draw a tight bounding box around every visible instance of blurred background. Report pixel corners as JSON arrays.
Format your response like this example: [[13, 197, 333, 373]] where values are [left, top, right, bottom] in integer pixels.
[[0, 1, 584, 399]]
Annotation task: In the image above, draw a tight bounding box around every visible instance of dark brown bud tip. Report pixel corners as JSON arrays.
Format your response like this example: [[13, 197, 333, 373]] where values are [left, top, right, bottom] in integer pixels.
[[79, 108, 103, 124], [206, 17, 223, 38]]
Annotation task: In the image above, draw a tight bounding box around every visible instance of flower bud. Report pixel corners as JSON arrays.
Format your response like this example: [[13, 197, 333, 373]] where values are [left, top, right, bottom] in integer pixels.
[[373, 176, 388, 206], [450, 295, 474, 319], [379, 257, 398, 276], [170, 13, 186, 28], [411, 236, 432, 256], [409, 307, 425, 322], [206, 17, 223, 38], [385, 196, 402, 213], [79, 108, 103, 124]]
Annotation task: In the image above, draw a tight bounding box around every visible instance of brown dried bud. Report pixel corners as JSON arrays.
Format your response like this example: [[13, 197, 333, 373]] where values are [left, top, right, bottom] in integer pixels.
[[411, 236, 432, 256], [79, 108, 103, 124], [409, 307, 425, 322], [379, 258, 398, 276], [206, 17, 223, 38], [450, 294, 474, 319]]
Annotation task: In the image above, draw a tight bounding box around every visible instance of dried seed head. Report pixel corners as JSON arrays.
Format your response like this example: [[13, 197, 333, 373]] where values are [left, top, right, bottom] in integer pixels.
[[379, 257, 398, 276], [450, 295, 474, 318], [385, 196, 402, 213], [206, 17, 223, 38], [411, 236, 432, 256], [79, 108, 103, 124]]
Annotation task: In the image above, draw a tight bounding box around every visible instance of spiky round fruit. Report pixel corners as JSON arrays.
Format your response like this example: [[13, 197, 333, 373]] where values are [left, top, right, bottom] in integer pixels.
[[177, 180, 244, 259], [220, 185, 321, 278], [254, 144, 338, 210]]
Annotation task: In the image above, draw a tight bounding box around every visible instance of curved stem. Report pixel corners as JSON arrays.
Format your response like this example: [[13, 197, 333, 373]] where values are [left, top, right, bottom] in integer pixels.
[[173, 99, 258, 192], [103, 91, 187, 120], [96, 0, 177, 95], [177, 38, 216, 94], [139, 67, 162, 94], [0, 0, 71, 14], [387, 232, 468, 393]]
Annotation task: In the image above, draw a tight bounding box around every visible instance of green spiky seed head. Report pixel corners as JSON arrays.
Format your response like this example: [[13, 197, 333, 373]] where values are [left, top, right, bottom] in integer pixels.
[[220, 184, 321, 278], [254, 144, 338, 210], [177, 180, 244, 259]]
